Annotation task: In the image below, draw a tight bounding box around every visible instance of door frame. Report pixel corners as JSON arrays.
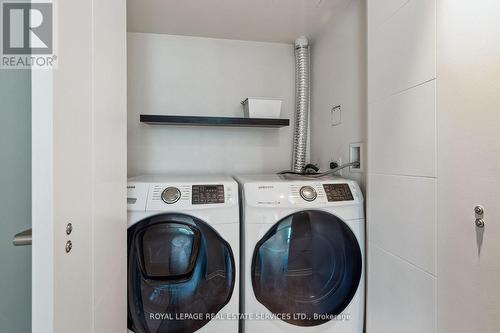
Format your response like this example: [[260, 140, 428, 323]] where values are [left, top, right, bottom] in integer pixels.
[[30, 0, 127, 331]]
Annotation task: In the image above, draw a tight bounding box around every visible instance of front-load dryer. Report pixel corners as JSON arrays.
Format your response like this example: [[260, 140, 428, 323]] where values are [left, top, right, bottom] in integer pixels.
[[236, 174, 365, 333], [127, 175, 239, 333]]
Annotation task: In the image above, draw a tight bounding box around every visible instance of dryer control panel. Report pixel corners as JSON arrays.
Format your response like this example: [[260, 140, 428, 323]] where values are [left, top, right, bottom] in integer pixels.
[[239, 175, 363, 209], [323, 183, 354, 202]]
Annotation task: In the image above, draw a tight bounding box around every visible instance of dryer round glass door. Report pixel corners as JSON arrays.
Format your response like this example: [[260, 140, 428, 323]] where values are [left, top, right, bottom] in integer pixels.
[[252, 210, 362, 326], [128, 213, 235, 333]]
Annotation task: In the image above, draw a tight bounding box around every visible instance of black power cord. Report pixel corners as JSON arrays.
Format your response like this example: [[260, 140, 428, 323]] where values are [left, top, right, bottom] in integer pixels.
[[278, 161, 360, 178]]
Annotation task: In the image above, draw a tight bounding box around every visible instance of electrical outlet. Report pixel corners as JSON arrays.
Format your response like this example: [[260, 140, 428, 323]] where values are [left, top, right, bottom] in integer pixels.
[[349, 143, 364, 173], [335, 157, 342, 169], [330, 157, 343, 174], [331, 105, 341, 126]]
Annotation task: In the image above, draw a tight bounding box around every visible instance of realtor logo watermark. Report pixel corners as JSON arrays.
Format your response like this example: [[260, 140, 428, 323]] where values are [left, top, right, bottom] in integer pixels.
[[1, 0, 57, 68]]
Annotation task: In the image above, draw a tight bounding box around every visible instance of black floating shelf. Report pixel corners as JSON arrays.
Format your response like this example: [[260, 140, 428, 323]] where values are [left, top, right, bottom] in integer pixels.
[[140, 114, 290, 128]]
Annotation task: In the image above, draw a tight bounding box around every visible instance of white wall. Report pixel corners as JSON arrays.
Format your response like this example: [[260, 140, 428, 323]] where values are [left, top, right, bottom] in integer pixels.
[[367, 0, 437, 332], [437, 1, 500, 332], [127, 33, 295, 176], [310, 0, 367, 190]]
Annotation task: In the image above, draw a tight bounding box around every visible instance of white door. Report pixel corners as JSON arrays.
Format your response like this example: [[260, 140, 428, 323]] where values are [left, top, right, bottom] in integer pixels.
[[437, 1, 500, 332], [1, 0, 126, 332]]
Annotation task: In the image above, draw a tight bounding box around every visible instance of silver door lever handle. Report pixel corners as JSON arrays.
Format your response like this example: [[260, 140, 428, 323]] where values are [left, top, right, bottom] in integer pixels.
[[13, 228, 32, 246]]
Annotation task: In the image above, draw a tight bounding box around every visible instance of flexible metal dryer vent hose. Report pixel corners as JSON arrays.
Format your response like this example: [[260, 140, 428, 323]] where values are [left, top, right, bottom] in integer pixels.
[[292, 36, 310, 173]]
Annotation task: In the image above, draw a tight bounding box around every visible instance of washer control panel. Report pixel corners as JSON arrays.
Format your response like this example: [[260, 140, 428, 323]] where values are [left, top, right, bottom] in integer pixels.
[[323, 183, 354, 202], [127, 177, 237, 211], [192, 185, 225, 204], [299, 186, 317, 201]]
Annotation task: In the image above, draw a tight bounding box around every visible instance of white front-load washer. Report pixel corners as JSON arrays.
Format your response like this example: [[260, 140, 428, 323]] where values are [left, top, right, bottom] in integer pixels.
[[127, 175, 239, 333], [236, 174, 365, 333]]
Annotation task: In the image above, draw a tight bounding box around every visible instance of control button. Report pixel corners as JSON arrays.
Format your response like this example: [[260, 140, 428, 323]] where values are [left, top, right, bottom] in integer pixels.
[[161, 187, 181, 204], [300, 186, 317, 201]]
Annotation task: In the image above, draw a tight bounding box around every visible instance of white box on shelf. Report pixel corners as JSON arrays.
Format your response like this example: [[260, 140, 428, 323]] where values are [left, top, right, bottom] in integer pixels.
[[241, 97, 282, 118]]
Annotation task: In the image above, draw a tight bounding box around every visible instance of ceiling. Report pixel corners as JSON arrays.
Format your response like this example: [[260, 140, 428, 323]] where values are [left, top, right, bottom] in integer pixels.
[[127, 0, 350, 44]]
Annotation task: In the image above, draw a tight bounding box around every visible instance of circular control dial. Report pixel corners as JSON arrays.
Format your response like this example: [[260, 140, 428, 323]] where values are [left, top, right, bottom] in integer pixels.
[[161, 187, 181, 204], [300, 186, 317, 201]]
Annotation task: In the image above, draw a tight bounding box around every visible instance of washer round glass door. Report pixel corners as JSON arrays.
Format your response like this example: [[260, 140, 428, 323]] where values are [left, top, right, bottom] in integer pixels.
[[128, 213, 235, 333], [252, 210, 362, 326]]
